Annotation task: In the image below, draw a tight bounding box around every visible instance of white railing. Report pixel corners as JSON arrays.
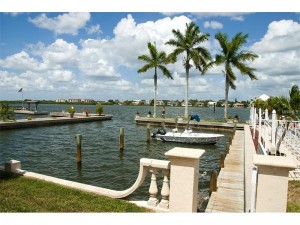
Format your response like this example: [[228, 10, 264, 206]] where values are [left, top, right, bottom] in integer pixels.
[[250, 107, 300, 161]]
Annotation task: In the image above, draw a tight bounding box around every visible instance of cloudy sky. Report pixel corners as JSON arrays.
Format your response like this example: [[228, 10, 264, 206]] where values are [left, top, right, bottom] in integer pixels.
[[0, 2, 299, 102]]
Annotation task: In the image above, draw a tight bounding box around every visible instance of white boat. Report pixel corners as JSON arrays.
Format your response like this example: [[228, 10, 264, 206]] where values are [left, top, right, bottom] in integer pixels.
[[152, 128, 224, 144]]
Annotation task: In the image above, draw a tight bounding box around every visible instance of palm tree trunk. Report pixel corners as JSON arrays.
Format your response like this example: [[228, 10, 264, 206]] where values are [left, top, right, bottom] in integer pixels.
[[184, 67, 189, 119], [153, 70, 157, 118], [224, 75, 229, 120]]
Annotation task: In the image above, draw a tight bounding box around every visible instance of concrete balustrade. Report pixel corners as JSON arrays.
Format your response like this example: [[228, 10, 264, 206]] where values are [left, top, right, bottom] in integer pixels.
[[253, 155, 297, 212], [165, 147, 205, 212], [2, 147, 205, 213]]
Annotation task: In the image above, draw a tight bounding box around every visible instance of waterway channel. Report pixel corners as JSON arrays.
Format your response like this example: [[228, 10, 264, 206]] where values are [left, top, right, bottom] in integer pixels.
[[0, 104, 250, 211]]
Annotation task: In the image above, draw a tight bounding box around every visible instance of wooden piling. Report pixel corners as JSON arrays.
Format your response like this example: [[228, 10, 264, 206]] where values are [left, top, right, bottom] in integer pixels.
[[209, 170, 218, 194], [229, 136, 233, 145], [146, 123, 151, 143], [219, 153, 225, 168], [119, 128, 124, 150], [225, 141, 230, 154], [75, 134, 82, 163]]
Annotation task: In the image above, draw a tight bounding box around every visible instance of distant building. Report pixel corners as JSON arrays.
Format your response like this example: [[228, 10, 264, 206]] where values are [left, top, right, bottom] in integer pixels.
[[82, 99, 95, 103], [181, 101, 192, 107], [195, 101, 205, 107], [68, 98, 81, 103], [168, 100, 180, 107], [208, 101, 217, 107], [132, 100, 141, 105], [156, 100, 164, 106], [56, 99, 67, 103], [233, 102, 245, 108]]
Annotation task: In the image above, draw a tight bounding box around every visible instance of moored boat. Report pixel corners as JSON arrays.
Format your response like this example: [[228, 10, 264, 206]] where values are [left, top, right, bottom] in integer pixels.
[[151, 128, 224, 144]]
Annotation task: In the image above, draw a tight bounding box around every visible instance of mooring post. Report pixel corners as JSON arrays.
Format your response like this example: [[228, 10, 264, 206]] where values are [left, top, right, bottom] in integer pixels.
[[209, 170, 217, 195], [119, 127, 124, 150], [75, 134, 82, 163], [225, 141, 230, 155], [146, 123, 151, 143], [219, 153, 225, 168]]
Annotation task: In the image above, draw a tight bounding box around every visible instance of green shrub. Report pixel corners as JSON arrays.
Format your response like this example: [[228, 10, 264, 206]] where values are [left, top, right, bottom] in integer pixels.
[[96, 105, 104, 115], [0, 103, 16, 122], [67, 107, 76, 114]]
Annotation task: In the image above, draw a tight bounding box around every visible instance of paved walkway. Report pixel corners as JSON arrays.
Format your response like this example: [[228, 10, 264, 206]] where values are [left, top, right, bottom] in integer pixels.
[[206, 130, 245, 212]]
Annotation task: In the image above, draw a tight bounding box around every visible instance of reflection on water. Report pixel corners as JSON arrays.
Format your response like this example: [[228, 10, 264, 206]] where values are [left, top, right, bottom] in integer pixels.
[[0, 104, 249, 211]]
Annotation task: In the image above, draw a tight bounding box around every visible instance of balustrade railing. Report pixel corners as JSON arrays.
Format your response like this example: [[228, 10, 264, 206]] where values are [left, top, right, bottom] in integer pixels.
[[250, 106, 300, 168]]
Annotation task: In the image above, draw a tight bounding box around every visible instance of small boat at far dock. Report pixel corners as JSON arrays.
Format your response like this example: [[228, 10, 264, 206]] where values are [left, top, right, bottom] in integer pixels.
[[151, 128, 224, 144], [151, 114, 224, 144]]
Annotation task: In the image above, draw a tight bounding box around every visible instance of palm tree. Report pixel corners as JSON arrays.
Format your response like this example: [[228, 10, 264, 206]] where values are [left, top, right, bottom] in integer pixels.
[[207, 32, 258, 120], [265, 85, 300, 120], [165, 22, 211, 119], [137, 42, 173, 118]]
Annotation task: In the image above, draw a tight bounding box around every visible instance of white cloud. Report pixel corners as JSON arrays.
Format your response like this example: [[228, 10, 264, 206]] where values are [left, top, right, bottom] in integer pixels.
[[0, 51, 47, 71], [29, 12, 91, 35], [187, 12, 252, 21], [86, 24, 101, 35], [250, 20, 300, 79], [203, 21, 223, 29], [251, 20, 300, 53]]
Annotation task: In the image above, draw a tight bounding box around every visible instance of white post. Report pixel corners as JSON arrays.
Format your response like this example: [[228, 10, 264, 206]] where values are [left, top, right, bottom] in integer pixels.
[[148, 168, 159, 207], [253, 155, 297, 212], [158, 169, 170, 209], [264, 109, 268, 150], [165, 147, 205, 212], [271, 110, 276, 149], [258, 108, 262, 146], [250, 167, 258, 212], [253, 108, 257, 139], [265, 109, 269, 122], [250, 105, 253, 124]]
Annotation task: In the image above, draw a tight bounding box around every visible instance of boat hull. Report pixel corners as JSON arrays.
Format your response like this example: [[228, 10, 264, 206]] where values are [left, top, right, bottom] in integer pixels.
[[155, 132, 224, 144]]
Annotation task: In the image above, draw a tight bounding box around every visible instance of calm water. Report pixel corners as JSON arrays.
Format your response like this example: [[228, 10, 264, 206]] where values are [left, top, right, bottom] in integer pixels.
[[0, 104, 250, 211]]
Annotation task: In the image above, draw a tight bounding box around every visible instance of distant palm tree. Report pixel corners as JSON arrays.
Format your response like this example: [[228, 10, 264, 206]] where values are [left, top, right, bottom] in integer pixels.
[[166, 22, 211, 119], [137, 42, 173, 118], [206, 32, 258, 120], [266, 85, 300, 120]]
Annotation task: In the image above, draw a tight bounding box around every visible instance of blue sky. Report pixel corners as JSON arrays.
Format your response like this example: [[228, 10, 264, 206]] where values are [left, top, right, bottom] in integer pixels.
[[0, 4, 299, 102]]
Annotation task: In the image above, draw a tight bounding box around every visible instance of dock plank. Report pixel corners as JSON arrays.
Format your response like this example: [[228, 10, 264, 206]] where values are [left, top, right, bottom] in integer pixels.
[[206, 130, 245, 213]]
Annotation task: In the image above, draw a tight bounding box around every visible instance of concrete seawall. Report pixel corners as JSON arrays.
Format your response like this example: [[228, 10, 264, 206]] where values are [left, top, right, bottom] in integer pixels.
[[135, 117, 243, 132], [0, 114, 113, 130]]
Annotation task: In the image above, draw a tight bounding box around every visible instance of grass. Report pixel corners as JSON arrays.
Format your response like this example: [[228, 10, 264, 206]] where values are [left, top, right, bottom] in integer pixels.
[[287, 180, 300, 212], [1, 171, 299, 212], [0, 171, 151, 212]]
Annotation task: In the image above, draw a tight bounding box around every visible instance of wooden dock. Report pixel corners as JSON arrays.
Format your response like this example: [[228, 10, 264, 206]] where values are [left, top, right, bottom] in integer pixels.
[[206, 130, 245, 212], [135, 117, 243, 132], [0, 114, 113, 130]]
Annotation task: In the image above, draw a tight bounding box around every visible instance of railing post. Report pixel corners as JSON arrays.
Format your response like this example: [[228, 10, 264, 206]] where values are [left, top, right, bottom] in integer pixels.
[[253, 155, 296, 212], [147, 168, 159, 207], [271, 110, 276, 149], [253, 108, 257, 139], [165, 147, 205, 212], [258, 108, 262, 146], [264, 109, 268, 150], [158, 169, 170, 210]]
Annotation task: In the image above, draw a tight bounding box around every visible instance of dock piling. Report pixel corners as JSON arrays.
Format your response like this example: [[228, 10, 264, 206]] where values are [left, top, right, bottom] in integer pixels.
[[75, 134, 82, 163], [219, 153, 225, 168], [119, 128, 124, 150], [146, 123, 151, 143], [209, 170, 218, 194]]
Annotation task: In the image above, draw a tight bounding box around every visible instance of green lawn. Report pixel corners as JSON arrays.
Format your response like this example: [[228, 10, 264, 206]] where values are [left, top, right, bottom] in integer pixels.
[[0, 171, 151, 212], [287, 180, 300, 212]]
